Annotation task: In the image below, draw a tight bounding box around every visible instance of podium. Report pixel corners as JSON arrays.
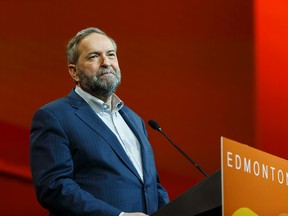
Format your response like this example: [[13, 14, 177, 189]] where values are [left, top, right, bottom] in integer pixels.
[[153, 137, 288, 216], [152, 170, 222, 216]]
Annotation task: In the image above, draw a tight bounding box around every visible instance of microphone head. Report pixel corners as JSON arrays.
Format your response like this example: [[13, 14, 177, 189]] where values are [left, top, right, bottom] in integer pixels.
[[148, 120, 161, 131]]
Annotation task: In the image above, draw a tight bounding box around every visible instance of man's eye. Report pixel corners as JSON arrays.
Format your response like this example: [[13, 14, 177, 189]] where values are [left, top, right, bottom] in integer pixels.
[[89, 55, 98, 59], [108, 53, 116, 57]]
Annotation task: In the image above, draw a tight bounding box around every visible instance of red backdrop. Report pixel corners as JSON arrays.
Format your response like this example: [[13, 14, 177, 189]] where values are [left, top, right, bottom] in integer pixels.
[[0, 0, 256, 214], [255, 0, 288, 159]]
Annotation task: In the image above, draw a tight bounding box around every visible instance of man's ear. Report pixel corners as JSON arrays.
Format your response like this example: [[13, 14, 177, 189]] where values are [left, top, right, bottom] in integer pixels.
[[68, 64, 79, 82]]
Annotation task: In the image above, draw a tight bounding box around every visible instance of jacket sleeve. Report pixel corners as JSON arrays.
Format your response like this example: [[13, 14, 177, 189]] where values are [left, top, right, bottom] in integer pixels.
[[30, 108, 122, 216], [157, 176, 169, 209]]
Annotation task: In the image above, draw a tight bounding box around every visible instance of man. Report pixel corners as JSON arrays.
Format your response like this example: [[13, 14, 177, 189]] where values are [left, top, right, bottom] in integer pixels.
[[30, 27, 169, 216]]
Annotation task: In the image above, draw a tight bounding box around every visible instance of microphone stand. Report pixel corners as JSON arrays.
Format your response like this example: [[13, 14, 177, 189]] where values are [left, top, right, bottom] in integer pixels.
[[149, 120, 208, 177]]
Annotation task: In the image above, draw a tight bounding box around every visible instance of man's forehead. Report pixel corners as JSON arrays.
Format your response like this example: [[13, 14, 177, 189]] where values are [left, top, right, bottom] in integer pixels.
[[79, 33, 114, 49]]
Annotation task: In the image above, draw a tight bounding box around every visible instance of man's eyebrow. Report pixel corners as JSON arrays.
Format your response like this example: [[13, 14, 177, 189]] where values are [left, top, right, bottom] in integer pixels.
[[87, 51, 100, 56], [87, 50, 115, 55], [107, 49, 116, 53]]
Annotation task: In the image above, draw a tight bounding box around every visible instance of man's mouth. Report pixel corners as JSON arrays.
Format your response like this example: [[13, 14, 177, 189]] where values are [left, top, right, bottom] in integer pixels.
[[100, 69, 115, 76], [101, 72, 114, 77]]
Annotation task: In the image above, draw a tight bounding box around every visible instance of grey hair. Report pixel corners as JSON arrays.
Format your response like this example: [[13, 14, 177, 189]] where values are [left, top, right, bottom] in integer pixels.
[[66, 27, 117, 65]]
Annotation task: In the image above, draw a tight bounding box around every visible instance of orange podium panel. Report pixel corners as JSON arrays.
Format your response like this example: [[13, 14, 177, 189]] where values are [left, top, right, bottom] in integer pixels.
[[221, 137, 288, 215]]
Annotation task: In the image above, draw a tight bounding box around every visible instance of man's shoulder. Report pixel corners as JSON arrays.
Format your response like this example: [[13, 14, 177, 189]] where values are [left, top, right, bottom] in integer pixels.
[[37, 89, 80, 112], [120, 105, 143, 122], [121, 104, 137, 115], [40, 95, 70, 110]]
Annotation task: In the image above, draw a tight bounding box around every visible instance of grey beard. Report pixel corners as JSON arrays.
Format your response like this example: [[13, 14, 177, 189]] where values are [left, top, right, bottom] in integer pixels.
[[78, 69, 121, 98], [90, 76, 120, 98]]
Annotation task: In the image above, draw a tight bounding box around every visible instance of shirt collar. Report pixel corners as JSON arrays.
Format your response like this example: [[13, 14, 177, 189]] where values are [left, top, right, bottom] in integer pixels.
[[75, 85, 124, 113]]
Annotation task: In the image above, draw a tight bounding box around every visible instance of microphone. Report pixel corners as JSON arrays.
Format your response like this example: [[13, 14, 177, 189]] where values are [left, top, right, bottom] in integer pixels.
[[148, 120, 208, 177]]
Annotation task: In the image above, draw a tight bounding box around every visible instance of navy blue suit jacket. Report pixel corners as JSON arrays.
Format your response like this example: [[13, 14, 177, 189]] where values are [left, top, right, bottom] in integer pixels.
[[30, 89, 169, 216]]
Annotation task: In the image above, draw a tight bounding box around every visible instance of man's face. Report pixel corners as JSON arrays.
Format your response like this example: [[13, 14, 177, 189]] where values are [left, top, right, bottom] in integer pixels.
[[69, 33, 121, 98]]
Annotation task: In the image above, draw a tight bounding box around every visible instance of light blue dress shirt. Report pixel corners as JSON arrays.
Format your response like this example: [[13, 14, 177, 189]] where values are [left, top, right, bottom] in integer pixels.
[[75, 86, 143, 181]]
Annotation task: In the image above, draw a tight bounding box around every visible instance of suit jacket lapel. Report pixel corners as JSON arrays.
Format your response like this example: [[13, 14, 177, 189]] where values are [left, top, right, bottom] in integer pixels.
[[67, 90, 141, 180], [120, 107, 151, 183]]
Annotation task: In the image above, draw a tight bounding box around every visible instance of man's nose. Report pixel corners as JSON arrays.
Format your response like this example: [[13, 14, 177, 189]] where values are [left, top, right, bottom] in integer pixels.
[[101, 55, 111, 67]]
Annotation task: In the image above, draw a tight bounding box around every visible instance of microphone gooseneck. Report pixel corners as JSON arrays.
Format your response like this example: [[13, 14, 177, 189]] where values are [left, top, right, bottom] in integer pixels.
[[148, 119, 208, 177]]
